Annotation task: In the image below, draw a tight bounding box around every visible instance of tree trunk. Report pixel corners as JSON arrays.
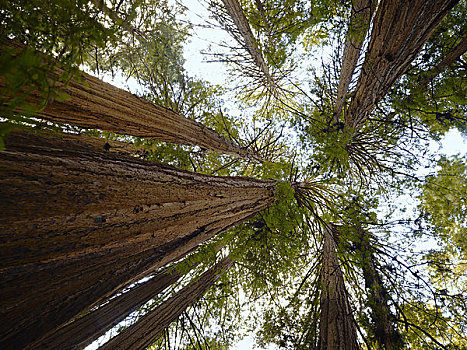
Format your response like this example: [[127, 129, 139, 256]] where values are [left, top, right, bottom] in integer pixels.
[[1, 41, 262, 162], [318, 224, 359, 350], [355, 229, 402, 349], [221, 0, 274, 87], [27, 265, 185, 350], [344, 0, 459, 131], [0, 131, 276, 349], [422, 35, 467, 86], [101, 256, 233, 350], [333, 0, 376, 122]]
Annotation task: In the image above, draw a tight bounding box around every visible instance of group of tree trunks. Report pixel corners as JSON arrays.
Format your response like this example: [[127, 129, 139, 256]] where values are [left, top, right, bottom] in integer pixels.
[[0, 130, 275, 348], [0, 0, 464, 348], [344, 0, 459, 131], [1, 41, 263, 162], [101, 257, 233, 350]]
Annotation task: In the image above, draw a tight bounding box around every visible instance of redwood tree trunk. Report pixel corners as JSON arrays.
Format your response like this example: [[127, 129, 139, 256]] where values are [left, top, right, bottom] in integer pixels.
[[0, 131, 276, 349], [27, 265, 185, 350], [1, 41, 262, 162], [101, 256, 233, 350], [221, 0, 274, 87], [422, 35, 467, 86], [344, 0, 459, 131], [318, 225, 359, 350], [355, 229, 402, 349], [333, 0, 376, 122]]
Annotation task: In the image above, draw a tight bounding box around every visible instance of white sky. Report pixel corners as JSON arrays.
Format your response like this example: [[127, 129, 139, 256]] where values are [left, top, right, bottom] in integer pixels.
[[90, 1, 466, 348]]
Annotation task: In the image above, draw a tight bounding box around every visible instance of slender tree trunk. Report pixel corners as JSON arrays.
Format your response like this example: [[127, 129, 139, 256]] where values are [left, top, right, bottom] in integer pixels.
[[318, 224, 359, 350], [1, 41, 262, 162], [101, 256, 233, 350], [355, 229, 402, 349], [344, 0, 459, 131], [422, 35, 467, 86], [0, 131, 276, 349], [221, 0, 274, 87], [333, 0, 376, 122], [27, 265, 185, 350]]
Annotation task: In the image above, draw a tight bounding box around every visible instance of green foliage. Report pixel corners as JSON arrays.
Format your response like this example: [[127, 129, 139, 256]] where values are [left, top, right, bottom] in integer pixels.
[[420, 156, 467, 259], [389, 1, 467, 138], [3, 1, 467, 349], [227, 182, 308, 290], [0, 0, 115, 109]]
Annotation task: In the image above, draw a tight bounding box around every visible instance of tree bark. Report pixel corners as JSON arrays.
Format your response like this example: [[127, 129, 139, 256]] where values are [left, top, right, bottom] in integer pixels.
[[1, 41, 263, 162], [0, 131, 276, 349], [101, 256, 233, 350], [355, 228, 402, 349], [221, 0, 274, 87], [26, 265, 185, 350], [333, 0, 376, 122], [422, 35, 467, 86], [344, 0, 459, 131], [318, 224, 359, 350]]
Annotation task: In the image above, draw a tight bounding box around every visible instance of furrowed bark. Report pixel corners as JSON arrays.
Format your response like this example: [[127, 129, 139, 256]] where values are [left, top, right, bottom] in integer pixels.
[[318, 225, 359, 350], [0, 131, 276, 349], [101, 256, 233, 350], [422, 35, 467, 86], [345, 0, 459, 131], [1, 41, 263, 162], [355, 229, 402, 349], [221, 0, 274, 87], [27, 265, 185, 350], [333, 0, 376, 122]]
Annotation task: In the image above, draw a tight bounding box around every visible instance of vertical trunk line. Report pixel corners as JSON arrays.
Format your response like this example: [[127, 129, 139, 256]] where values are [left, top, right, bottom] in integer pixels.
[[101, 257, 233, 350], [0, 131, 276, 349], [344, 0, 459, 131], [319, 224, 359, 350]]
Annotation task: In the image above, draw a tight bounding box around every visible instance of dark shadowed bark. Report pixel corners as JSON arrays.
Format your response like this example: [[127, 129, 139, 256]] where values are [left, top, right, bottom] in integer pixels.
[[345, 0, 459, 131], [27, 265, 185, 350], [355, 228, 402, 349], [333, 0, 376, 122], [101, 256, 233, 350], [318, 224, 359, 350], [422, 35, 467, 86], [1, 41, 263, 162], [0, 131, 276, 349]]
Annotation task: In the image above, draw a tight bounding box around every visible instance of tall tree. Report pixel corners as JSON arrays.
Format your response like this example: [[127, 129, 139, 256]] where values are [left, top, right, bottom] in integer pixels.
[[1, 41, 262, 161], [101, 256, 233, 350], [220, 0, 274, 88], [0, 130, 276, 348], [27, 265, 185, 349], [421, 35, 467, 86], [318, 224, 359, 350], [333, 0, 376, 122], [344, 0, 459, 131], [352, 227, 403, 349]]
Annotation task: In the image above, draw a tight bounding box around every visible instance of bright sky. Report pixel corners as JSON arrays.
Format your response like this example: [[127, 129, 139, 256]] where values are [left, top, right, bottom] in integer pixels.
[[91, 1, 466, 348]]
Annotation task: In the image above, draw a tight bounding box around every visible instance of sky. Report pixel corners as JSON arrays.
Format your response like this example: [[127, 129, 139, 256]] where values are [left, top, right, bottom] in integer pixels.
[[93, 0, 466, 348]]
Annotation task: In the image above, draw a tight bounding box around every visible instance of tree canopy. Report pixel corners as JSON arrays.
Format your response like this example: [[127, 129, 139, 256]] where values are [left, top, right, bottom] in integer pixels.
[[0, 0, 466, 349]]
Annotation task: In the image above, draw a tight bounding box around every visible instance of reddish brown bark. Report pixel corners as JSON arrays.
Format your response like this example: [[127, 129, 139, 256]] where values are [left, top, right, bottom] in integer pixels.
[[26, 265, 184, 350], [345, 0, 459, 131], [1, 41, 262, 162], [101, 256, 233, 350], [319, 225, 359, 350], [422, 35, 467, 86], [333, 0, 376, 122], [0, 131, 276, 349]]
